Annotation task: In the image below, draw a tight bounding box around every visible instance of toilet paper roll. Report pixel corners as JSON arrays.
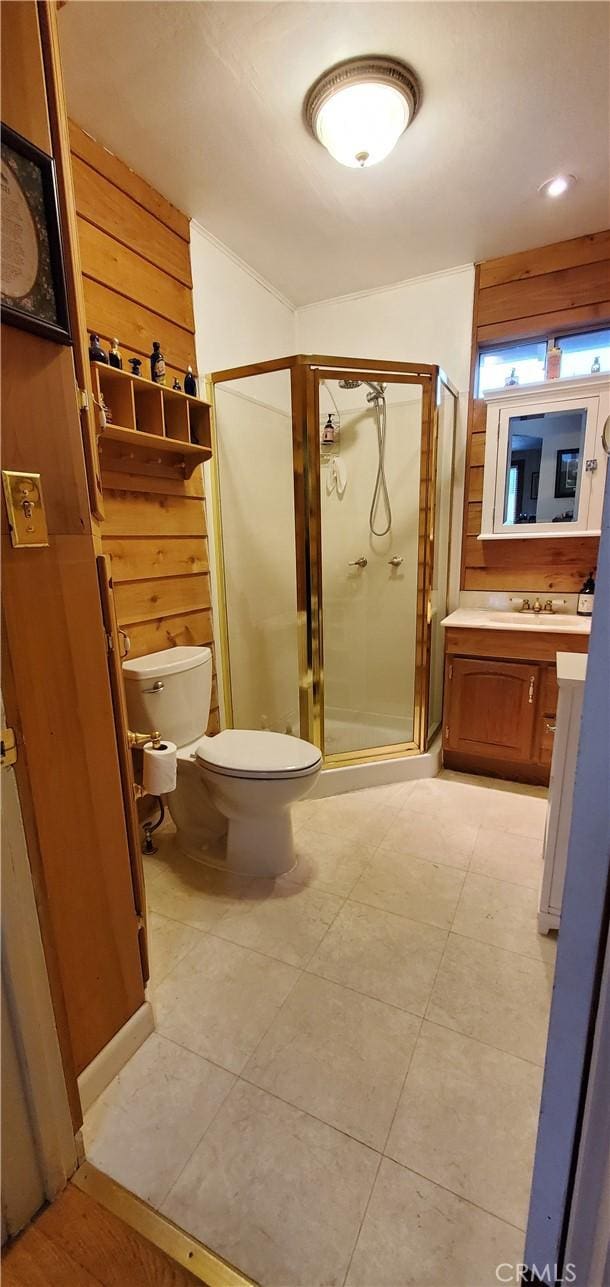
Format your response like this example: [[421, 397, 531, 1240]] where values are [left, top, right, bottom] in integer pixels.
[[142, 741, 177, 795]]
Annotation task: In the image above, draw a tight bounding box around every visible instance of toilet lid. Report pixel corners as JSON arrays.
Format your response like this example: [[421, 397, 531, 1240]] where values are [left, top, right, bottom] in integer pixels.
[[195, 729, 322, 779]]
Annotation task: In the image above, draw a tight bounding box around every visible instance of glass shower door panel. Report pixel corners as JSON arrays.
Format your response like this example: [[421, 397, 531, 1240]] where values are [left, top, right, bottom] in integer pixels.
[[428, 380, 456, 743], [320, 379, 424, 756], [214, 372, 300, 734]]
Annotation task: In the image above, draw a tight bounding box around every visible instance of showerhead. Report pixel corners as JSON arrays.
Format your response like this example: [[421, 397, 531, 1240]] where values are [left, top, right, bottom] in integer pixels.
[[338, 378, 386, 401]]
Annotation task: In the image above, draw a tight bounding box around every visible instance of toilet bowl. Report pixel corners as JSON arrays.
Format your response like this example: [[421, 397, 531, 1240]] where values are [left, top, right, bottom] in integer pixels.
[[123, 646, 321, 877]]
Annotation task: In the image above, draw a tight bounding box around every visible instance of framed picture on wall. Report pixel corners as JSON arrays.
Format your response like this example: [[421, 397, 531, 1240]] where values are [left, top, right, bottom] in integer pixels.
[[1, 124, 71, 345], [555, 448, 579, 499]]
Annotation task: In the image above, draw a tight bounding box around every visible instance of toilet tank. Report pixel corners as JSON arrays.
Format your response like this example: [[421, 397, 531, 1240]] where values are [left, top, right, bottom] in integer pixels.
[[123, 646, 212, 748]]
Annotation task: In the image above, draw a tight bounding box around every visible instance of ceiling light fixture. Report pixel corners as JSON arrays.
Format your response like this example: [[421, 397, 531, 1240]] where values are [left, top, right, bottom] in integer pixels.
[[538, 174, 576, 198], [305, 56, 421, 169]]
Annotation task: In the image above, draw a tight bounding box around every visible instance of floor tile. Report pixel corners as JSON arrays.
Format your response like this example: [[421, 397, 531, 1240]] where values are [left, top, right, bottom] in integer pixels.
[[148, 852, 254, 933], [147, 912, 203, 993], [162, 1080, 379, 1287], [84, 1033, 234, 1208], [286, 826, 377, 897], [302, 790, 395, 847], [470, 827, 544, 890], [386, 1022, 542, 1228], [244, 973, 420, 1149], [214, 879, 343, 967], [406, 775, 483, 818], [476, 788, 548, 840], [154, 934, 299, 1073], [427, 933, 553, 1065], [346, 1157, 524, 1286], [453, 872, 556, 962], [308, 900, 446, 1016], [381, 807, 478, 870], [351, 847, 466, 930]]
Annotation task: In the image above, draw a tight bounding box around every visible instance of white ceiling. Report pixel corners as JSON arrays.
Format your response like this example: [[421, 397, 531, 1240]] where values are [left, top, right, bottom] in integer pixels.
[[59, 1, 609, 307]]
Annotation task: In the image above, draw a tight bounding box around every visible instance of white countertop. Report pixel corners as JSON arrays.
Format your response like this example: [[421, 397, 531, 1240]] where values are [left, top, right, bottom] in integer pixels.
[[442, 608, 591, 635]]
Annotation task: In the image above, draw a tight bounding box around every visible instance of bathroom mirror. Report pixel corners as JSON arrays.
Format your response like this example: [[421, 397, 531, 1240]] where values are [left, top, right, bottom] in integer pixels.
[[480, 376, 609, 538]]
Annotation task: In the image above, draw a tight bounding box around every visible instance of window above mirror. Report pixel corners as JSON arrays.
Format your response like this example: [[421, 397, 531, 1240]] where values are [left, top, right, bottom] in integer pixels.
[[477, 327, 610, 396]]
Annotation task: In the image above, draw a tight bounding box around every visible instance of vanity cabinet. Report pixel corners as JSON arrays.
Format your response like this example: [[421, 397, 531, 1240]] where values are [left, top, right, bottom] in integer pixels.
[[443, 625, 588, 785]]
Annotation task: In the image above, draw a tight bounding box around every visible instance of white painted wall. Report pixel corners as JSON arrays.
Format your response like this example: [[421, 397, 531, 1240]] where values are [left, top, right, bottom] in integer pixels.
[[191, 221, 296, 384]]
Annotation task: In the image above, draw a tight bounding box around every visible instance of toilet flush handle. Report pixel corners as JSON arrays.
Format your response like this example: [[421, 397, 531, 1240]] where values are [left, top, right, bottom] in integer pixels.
[[142, 680, 165, 694]]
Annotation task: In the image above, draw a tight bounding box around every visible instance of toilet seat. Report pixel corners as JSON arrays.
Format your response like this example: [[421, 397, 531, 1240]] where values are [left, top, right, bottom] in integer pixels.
[[195, 729, 322, 781]]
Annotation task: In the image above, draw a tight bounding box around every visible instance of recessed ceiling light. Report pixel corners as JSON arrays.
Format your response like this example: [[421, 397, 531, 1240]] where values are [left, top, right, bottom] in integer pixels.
[[305, 56, 421, 169], [538, 174, 576, 198]]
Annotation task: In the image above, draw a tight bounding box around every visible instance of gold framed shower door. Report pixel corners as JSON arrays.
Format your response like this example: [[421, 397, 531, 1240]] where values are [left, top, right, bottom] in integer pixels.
[[209, 355, 455, 769]]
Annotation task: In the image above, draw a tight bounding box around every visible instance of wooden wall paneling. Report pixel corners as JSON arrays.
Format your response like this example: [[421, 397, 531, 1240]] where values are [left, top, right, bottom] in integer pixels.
[[461, 232, 609, 592], [69, 119, 190, 241], [70, 121, 218, 729], [70, 154, 192, 286], [478, 230, 610, 290], [113, 574, 211, 623], [126, 610, 215, 658], [477, 260, 610, 329], [102, 491, 206, 538], [82, 279, 195, 373], [76, 219, 195, 331], [477, 299, 610, 346], [105, 536, 209, 582]]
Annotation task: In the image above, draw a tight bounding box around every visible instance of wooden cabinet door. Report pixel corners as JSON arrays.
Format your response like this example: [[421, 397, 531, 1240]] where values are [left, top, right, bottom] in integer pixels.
[[445, 658, 538, 761], [535, 664, 559, 767]]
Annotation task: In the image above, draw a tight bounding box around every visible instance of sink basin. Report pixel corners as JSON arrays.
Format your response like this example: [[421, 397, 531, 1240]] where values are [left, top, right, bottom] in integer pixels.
[[488, 611, 587, 630]]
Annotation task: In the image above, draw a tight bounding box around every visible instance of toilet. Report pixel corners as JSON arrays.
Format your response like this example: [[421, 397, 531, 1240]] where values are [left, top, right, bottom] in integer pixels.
[[123, 646, 321, 877]]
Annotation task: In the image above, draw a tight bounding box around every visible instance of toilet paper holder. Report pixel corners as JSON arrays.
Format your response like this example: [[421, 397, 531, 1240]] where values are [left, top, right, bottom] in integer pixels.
[[128, 728, 162, 750]]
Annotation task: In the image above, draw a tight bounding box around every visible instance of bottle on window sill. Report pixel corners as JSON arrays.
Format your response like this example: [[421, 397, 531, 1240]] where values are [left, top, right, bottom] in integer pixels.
[[546, 344, 562, 380], [591, 355, 601, 374], [505, 367, 519, 386], [577, 572, 595, 617]]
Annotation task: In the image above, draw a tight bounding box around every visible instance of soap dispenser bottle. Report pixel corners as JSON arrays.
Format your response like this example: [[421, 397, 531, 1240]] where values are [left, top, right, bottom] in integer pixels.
[[577, 571, 595, 617]]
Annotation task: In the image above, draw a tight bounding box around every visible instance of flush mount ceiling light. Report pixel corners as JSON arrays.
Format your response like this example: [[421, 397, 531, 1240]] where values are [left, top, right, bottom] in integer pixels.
[[305, 56, 421, 169], [538, 174, 576, 198]]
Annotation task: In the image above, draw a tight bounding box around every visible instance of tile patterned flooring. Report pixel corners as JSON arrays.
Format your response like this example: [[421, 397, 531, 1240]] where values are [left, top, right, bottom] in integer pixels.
[[84, 772, 554, 1287]]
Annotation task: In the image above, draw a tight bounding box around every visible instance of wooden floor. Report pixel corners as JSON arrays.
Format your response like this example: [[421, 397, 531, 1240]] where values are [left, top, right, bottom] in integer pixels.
[[2, 1185, 201, 1286]]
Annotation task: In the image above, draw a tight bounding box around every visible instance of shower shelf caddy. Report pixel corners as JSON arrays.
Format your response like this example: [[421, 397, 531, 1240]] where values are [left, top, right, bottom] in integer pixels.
[[91, 361, 212, 479]]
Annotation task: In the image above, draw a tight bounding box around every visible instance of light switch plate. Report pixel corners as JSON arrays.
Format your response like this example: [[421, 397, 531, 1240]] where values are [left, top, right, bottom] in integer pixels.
[[2, 471, 49, 548]]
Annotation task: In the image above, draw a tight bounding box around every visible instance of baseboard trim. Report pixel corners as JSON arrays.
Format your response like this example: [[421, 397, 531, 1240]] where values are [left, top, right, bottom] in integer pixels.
[[73, 1162, 256, 1285], [77, 1001, 154, 1114]]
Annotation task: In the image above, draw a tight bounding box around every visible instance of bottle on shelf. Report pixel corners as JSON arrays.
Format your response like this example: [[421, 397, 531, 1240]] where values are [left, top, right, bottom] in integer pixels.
[[546, 343, 562, 380], [89, 333, 107, 363], [172, 377, 181, 391], [184, 365, 197, 396], [591, 355, 601, 373], [150, 341, 166, 385], [577, 571, 595, 617], [108, 337, 123, 369], [128, 357, 143, 377]]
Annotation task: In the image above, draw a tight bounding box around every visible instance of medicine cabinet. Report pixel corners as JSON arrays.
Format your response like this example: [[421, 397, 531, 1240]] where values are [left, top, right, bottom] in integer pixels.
[[480, 375, 609, 539]]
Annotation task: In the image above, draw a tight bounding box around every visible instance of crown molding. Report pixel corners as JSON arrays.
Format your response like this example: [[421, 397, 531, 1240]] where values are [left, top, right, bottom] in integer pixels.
[[297, 262, 475, 312], [190, 219, 296, 313]]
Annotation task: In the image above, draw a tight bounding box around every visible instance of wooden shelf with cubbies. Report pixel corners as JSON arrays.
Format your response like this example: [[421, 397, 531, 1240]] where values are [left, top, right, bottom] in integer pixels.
[[91, 361, 212, 479]]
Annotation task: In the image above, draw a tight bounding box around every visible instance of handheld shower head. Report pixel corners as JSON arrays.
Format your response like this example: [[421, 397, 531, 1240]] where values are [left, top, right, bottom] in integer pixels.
[[338, 379, 362, 389]]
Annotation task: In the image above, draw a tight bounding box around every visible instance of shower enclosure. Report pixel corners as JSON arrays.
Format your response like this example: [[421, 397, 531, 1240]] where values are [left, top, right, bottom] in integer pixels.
[[210, 355, 457, 768]]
